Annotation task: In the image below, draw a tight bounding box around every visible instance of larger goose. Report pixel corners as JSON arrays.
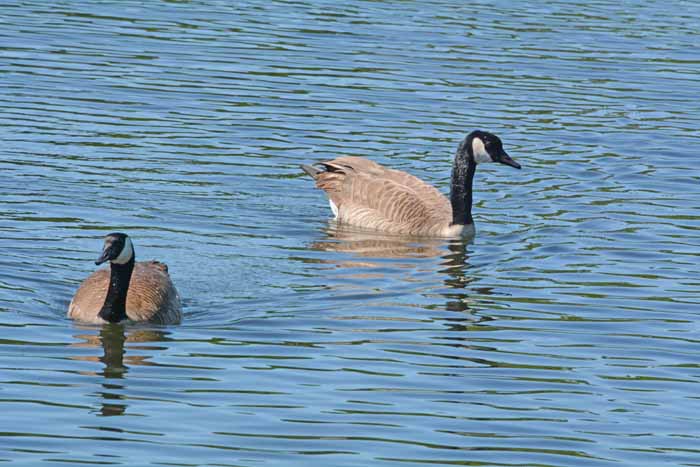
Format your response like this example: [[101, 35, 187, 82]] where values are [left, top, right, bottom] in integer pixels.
[[68, 233, 182, 325], [301, 130, 521, 237]]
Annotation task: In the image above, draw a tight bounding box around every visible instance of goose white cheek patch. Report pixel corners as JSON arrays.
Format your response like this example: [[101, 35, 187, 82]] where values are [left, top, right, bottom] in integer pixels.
[[113, 238, 134, 264], [472, 138, 493, 164]]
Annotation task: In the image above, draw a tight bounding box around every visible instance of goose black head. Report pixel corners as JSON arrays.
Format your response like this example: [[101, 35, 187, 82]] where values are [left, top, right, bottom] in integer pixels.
[[95, 233, 134, 265], [466, 130, 521, 169]]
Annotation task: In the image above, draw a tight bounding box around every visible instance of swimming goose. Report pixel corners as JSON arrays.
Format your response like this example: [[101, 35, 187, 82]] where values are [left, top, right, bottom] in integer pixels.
[[301, 130, 521, 237], [68, 233, 182, 324]]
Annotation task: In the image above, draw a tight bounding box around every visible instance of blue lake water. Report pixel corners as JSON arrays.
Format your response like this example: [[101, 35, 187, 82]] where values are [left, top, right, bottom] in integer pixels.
[[1, 1, 699, 466]]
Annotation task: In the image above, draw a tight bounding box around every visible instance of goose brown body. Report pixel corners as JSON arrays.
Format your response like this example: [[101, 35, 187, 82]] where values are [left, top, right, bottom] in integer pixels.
[[68, 261, 182, 324], [309, 156, 460, 237]]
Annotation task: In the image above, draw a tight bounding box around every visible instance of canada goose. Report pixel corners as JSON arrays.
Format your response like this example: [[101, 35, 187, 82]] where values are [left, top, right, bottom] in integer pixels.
[[301, 130, 521, 237], [68, 233, 182, 325]]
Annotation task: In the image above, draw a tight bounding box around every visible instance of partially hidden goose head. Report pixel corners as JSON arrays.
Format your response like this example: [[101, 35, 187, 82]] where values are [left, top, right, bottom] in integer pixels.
[[68, 233, 182, 325], [301, 130, 521, 238]]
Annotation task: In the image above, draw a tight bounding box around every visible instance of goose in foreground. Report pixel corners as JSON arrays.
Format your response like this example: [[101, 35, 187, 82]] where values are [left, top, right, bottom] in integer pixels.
[[301, 130, 521, 237], [68, 233, 182, 325]]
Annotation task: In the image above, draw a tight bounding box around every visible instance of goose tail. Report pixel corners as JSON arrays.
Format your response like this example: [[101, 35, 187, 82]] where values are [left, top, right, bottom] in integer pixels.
[[300, 163, 323, 179]]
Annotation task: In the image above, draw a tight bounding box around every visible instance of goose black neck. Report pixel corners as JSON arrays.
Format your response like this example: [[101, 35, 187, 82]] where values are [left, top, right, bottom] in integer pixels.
[[449, 150, 476, 226], [98, 258, 135, 323]]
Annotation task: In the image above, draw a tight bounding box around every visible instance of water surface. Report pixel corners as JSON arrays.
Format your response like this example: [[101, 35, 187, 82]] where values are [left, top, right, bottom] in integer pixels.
[[1, 1, 700, 466]]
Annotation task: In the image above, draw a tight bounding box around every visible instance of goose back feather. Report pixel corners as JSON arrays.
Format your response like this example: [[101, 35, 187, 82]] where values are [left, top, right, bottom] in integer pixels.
[[308, 156, 455, 237]]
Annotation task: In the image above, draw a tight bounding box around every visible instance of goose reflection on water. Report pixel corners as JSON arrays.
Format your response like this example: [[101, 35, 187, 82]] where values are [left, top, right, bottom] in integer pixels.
[[70, 325, 169, 416], [311, 225, 450, 261], [308, 224, 496, 316]]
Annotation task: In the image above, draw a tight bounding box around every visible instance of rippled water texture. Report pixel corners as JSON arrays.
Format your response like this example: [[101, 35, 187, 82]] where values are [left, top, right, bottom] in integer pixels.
[[2, 1, 700, 466]]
